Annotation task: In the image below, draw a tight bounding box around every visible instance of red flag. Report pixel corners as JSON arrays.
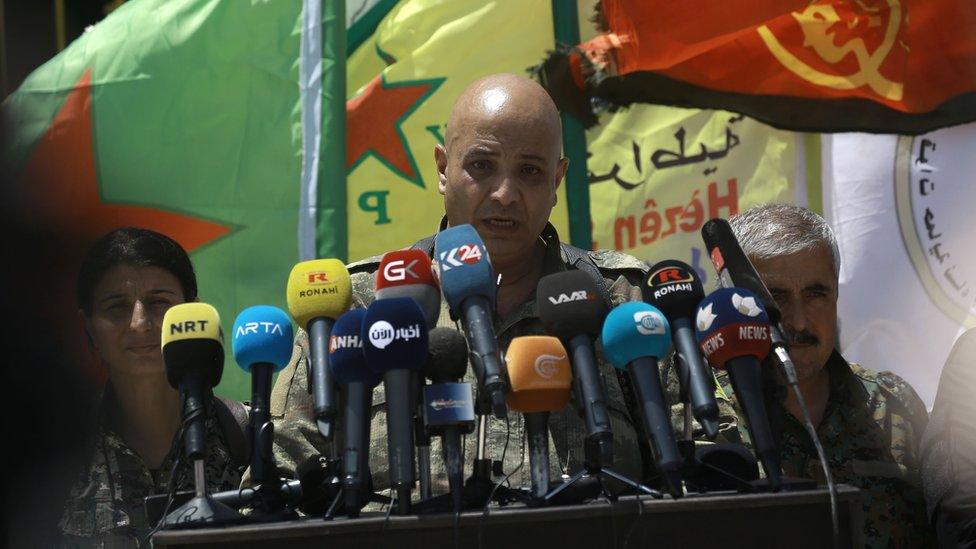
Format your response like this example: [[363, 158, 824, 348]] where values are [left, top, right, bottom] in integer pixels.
[[537, 0, 976, 134]]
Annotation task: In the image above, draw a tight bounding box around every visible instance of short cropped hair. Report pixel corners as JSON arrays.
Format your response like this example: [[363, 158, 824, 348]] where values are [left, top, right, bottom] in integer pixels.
[[77, 227, 197, 315], [729, 203, 841, 277]]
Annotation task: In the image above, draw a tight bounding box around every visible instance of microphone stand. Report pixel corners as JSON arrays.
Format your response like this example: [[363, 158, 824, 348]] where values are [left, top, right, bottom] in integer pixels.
[[543, 336, 662, 504]]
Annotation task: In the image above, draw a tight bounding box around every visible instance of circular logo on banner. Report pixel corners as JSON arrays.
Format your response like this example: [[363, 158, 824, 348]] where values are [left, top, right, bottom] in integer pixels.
[[895, 130, 976, 328]]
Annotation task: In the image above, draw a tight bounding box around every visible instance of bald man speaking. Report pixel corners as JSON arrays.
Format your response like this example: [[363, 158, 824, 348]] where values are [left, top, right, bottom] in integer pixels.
[[268, 74, 657, 502]]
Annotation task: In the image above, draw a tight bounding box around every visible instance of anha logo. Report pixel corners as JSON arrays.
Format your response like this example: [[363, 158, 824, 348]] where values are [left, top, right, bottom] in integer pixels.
[[534, 353, 566, 379], [548, 290, 594, 305], [895, 131, 976, 328], [756, 0, 904, 101], [439, 243, 483, 271]]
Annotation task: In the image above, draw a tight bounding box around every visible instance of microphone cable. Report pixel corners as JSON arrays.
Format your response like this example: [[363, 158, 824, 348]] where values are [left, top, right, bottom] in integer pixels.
[[478, 416, 518, 549], [144, 400, 201, 543], [782, 369, 841, 549]]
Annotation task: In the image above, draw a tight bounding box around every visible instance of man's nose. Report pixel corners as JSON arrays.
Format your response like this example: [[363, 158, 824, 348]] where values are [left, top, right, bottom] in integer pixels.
[[489, 173, 518, 207], [129, 301, 152, 332], [779, 296, 807, 333]]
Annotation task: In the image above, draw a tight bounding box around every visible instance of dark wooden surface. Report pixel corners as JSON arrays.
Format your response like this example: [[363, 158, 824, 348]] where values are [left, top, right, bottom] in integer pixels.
[[154, 485, 862, 548]]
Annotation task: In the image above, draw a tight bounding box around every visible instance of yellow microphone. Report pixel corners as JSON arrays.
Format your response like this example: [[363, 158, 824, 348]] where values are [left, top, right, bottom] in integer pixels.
[[159, 303, 243, 526], [286, 259, 352, 439], [505, 336, 572, 500]]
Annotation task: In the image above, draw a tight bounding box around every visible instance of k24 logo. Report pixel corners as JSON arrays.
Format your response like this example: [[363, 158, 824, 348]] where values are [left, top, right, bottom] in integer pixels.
[[439, 243, 483, 271]]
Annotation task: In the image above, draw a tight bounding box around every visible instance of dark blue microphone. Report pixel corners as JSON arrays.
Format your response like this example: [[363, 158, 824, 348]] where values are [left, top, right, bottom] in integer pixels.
[[328, 309, 381, 517], [362, 297, 429, 514], [602, 302, 683, 497], [434, 224, 508, 418], [695, 287, 781, 490], [232, 305, 294, 511]]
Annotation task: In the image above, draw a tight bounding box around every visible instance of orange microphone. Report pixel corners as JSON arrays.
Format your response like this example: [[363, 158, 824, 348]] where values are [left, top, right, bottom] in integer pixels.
[[505, 336, 572, 500]]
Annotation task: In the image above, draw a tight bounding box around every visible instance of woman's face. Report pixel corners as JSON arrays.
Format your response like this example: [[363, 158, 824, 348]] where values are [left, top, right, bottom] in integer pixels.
[[85, 265, 186, 377]]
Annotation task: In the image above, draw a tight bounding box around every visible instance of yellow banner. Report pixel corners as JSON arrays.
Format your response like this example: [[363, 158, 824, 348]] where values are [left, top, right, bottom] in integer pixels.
[[587, 104, 797, 280]]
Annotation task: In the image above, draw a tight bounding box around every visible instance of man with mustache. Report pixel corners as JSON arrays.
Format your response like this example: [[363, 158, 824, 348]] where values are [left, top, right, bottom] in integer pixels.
[[726, 204, 934, 548]]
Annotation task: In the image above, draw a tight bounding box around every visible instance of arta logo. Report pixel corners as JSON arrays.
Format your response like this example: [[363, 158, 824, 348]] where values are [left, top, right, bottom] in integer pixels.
[[534, 354, 565, 379], [439, 243, 483, 271], [696, 303, 717, 332], [649, 267, 693, 286], [732, 293, 762, 317], [368, 320, 395, 349], [306, 271, 330, 284], [382, 259, 420, 282], [235, 322, 285, 338], [634, 310, 666, 336], [756, 0, 904, 101]]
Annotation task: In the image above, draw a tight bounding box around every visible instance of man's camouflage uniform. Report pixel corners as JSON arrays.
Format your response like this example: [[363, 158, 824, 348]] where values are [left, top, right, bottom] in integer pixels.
[[58, 388, 242, 548], [269, 222, 679, 495], [719, 350, 935, 548]]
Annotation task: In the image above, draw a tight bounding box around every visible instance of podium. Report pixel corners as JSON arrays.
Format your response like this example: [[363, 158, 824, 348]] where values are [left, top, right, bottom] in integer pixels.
[[154, 485, 862, 548]]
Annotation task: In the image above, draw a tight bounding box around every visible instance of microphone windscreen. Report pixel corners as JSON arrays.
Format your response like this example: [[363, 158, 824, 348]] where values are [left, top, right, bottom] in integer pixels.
[[695, 287, 772, 369], [328, 309, 381, 387], [536, 271, 608, 339], [643, 260, 705, 320], [161, 302, 224, 389], [362, 297, 429, 373], [375, 284, 440, 330], [505, 336, 572, 413], [423, 327, 469, 382], [601, 302, 671, 370], [286, 259, 352, 327], [232, 305, 294, 373], [434, 225, 495, 313]]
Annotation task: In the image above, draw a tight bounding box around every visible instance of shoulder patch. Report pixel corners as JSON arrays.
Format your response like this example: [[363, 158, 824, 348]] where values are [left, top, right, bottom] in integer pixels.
[[855, 364, 928, 424], [588, 249, 649, 273], [346, 254, 383, 274]]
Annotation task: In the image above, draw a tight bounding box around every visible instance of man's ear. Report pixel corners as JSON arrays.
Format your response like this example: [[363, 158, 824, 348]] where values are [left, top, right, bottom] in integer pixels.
[[435, 144, 449, 196], [553, 157, 569, 206]]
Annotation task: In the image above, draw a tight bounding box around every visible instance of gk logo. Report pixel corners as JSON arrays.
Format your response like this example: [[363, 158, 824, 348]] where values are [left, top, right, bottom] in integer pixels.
[[383, 259, 419, 282]]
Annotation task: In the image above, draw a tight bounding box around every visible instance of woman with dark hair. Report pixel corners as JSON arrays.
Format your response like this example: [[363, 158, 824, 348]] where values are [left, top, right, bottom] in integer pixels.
[[58, 227, 247, 547]]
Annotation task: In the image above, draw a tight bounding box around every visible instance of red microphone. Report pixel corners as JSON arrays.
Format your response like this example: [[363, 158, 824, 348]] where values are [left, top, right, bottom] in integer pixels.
[[376, 249, 441, 328]]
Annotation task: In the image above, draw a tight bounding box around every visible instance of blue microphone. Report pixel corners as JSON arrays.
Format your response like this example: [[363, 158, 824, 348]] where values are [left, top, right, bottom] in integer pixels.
[[327, 309, 380, 517], [602, 302, 682, 497], [362, 297, 428, 514], [232, 305, 294, 497], [434, 224, 508, 418]]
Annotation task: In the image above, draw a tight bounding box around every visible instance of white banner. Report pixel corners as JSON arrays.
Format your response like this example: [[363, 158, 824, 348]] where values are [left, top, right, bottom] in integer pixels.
[[823, 123, 976, 406]]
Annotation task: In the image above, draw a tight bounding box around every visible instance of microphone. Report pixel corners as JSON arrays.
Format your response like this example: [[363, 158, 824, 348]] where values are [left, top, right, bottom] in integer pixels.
[[433, 224, 508, 418], [701, 219, 798, 385], [231, 305, 294, 515], [695, 287, 782, 489], [375, 249, 441, 499], [602, 302, 683, 497], [505, 336, 572, 500], [362, 297, 429, 514], [422, 327, 475, 511], [328, 308, 382, 517], [160, 303, 241, 526], [376, 249, 441, 328], [536, 270, 613, 468], [286, 259, 352, 440], [643, 260, 720, 438]]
